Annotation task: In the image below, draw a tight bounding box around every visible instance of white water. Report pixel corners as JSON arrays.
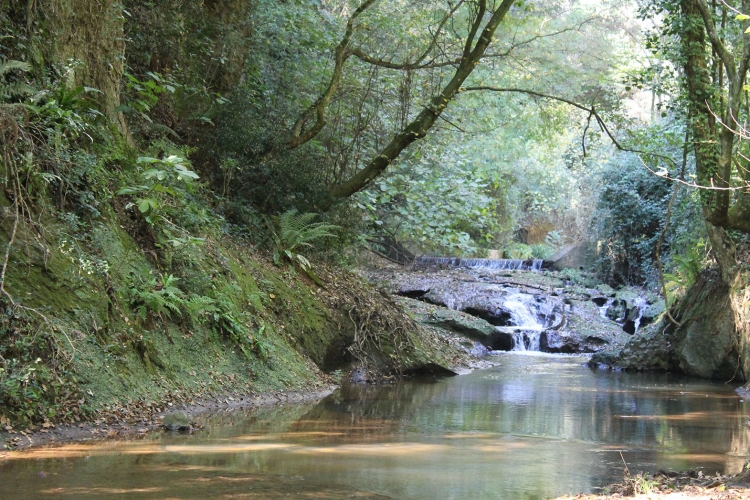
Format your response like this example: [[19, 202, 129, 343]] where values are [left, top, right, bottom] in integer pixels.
[[416, 257, 543, 271], [504, 293, 544, 331], [598, 298, 614, 319], [509, 330, 542, 351], [632, 297, 649, 335], [502, 293, 547, 351]]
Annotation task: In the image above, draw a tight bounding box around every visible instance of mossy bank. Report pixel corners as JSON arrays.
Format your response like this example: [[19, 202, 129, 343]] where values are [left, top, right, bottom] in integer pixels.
[[0, 193, 467, 433]]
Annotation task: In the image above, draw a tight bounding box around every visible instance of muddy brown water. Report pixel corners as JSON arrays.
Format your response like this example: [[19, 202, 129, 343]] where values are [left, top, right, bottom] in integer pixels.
[[1, 353, 749, 499]]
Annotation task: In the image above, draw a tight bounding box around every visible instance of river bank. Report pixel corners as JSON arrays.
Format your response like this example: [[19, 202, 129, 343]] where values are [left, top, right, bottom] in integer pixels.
[[4, 258, 750, 500]]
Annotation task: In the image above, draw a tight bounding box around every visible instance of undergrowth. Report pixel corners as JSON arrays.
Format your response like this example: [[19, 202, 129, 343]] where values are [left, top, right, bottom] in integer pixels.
[[0, 305, 85, 427]]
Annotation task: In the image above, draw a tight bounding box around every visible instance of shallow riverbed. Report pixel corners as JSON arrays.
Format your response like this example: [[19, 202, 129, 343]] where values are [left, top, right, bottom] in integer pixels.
[[1, 353, 749, 499]]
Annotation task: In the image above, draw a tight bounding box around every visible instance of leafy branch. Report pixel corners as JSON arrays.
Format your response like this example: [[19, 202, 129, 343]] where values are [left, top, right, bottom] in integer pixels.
[[117, 155, 199, 225]]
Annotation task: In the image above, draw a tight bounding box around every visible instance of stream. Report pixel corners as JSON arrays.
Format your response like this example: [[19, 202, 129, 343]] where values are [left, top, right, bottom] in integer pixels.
[[2, 353, 749, 499]]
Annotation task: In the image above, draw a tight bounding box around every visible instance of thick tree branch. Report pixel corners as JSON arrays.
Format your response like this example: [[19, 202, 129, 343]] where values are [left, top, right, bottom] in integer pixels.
[[348, 1, 464, 70], [326, 0, 517, 203], [464, 0, 487, 58], [693, 0, 737, 82], [289, 0, 376, 149], [350, 22, 590, 71], [689, 0, 750, 229]]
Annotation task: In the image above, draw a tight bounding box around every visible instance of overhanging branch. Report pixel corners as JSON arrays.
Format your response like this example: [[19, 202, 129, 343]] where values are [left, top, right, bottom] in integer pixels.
[[458, 86, 677, 165]]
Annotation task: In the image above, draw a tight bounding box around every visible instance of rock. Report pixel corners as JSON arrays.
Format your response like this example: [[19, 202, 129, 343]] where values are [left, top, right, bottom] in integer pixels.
[[540, 331, 580, 353], [424, 308, 498, 340], [349, 368, 368, 384], [589, 329, 672, 372], [540, 330, 611, 354], [422, 306, 514, 351], [372, 266, 630, 355], [672, 271, 739, 380], [606, 299, 627, 323], [161, 411, 191, 431]]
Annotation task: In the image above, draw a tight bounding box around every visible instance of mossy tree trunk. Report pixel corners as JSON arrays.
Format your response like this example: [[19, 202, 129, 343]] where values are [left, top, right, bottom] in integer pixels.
[[43, 0, 130, 139]]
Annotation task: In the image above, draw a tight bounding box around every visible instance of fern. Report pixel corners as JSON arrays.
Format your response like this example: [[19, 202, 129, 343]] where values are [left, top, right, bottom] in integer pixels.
[[276, 210, 339, 253], [271, 210, 339, 271], [184, 294, 218, 326], [0, 60, 35, 103], [506, 242, 534, 260], [664, 242, 706, 303], [0, 60, 32, 78], [129, 274, 187, 320]]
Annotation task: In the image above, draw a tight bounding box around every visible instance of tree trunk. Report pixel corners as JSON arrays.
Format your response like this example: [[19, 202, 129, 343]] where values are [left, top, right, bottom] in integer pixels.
[[44, 0, 130, 140], [680, 0, 738, 284]]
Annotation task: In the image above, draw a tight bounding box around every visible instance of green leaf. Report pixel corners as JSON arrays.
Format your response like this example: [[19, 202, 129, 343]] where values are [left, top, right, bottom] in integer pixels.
[[117, 186, 142, 195], [143, 168, 168, 180], [137, 198, 157, 213], [173, 165, 200, 181], [151, 184, 176, 196], [136, 156, 161, 164]]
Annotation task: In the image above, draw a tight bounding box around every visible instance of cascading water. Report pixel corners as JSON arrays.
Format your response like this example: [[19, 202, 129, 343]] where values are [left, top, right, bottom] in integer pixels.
[[504, 294, 544, 330], [597, 298, 614, 319], [631, 297, 648, 335], [498, 293, 556, 351], [416, 257, 543, 271]]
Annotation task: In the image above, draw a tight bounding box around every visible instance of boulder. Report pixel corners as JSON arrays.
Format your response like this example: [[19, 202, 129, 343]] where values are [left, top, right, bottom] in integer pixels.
[[423, 307, 513, 351], [162, 411, 191, 431], [589, 329, 671, 372], [672, 271, 739, 380]]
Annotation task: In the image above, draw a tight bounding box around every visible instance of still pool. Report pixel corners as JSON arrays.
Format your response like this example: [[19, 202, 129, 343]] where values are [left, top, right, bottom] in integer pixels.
[[1, 353, 749, 499]]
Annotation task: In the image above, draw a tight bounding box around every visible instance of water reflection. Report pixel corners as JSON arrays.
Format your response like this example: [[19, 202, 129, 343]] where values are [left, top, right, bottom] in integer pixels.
[[1, 353, 749, 499]]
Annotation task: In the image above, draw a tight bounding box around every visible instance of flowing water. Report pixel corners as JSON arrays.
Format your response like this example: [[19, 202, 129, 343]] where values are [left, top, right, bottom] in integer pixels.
[[416, 257, 544, 271], [2, 353, 750, 499]]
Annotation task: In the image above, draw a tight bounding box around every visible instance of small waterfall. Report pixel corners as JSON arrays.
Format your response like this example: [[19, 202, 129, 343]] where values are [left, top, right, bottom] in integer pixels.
[[416, 257, 543, 271], [597, 298, 614, 319], [501, 293, 549, 352], [504, 293, 544, 331], [632, 297, 648, 335], [510, 330, 542, 351]]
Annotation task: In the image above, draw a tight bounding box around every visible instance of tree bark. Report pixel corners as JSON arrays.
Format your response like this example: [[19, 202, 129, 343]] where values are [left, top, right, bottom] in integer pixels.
[[44, 0, 131, 140], [679, 0, 739, 283]]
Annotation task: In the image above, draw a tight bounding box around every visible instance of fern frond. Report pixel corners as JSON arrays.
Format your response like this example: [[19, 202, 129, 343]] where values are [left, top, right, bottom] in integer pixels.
[[0, 60, 32, 77], [0, 81, 35, 100], [185, 295, 218, 325], [275, 209, 339, 253]]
